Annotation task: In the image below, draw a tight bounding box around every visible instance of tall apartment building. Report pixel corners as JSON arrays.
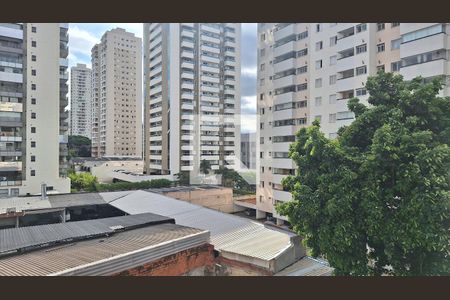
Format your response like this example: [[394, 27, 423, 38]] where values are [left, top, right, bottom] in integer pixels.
[[0, 23, 70, 197], [240, 132, 256, 170], [91, 28, 142, 158], [70, 63, 92, 139], [143, 23, 241, 180], [257, 23, 450, 225]]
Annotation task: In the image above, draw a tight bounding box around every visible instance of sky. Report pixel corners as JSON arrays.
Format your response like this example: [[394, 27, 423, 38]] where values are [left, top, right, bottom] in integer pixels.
[[68, 23, 257, 133]]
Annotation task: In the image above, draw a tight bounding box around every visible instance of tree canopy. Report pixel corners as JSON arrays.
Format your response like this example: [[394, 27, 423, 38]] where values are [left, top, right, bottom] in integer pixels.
[[277, 72, 450, 276]]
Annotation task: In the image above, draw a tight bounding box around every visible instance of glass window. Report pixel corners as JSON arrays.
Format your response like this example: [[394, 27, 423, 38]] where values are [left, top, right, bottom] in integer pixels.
[[402, 24, 444, 43], [391, 38, 401, 50]]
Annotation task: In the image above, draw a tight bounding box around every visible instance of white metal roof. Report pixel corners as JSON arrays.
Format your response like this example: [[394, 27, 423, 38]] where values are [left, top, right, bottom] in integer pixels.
[[108, 190, 295, 262]]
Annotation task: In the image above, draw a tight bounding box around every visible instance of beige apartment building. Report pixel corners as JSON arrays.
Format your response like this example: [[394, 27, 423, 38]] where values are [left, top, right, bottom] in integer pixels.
[[70, 63, 92, 139], [143, 23, 241, 180], [257, 23, 450, 225], [0, 23, 70, 197], [91, 28, 142, 158]]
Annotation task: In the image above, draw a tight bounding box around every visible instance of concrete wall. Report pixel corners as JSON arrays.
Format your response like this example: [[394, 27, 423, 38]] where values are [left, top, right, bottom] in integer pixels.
[[81, 160, 144, 183], [162, 187, 236, 213]]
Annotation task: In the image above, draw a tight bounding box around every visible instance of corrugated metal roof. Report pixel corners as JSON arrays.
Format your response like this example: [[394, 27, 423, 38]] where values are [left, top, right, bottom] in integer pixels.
[[108, 190, 296, 262], [49, 193, 106, 208], [0, 223, 207, 276], [0, 213, 173, 256], [275, 257, 334, 276]]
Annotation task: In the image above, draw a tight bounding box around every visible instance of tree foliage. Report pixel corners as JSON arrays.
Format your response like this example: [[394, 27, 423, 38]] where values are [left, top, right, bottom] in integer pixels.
[[200, 159, 211, 174], [215, 166, 255, 195], [68, 135, 91, 158], [277, 72, 450, 276], [68, 171, 98, 192]]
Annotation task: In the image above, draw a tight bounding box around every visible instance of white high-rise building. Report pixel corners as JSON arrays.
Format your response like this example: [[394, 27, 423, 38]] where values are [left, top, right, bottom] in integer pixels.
[[0, 23, 70, 197], [70, 63, 92, 139], [142, 23, 241, 180], [257, 23, 450, 225], [91, 28, 142, 158]]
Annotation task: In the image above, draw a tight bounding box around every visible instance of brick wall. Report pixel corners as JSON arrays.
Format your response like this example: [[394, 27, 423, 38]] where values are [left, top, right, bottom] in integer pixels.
[[113, 244, 215, 276]]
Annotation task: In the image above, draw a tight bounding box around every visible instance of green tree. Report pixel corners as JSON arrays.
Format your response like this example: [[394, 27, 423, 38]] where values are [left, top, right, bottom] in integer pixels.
[[277, 72, 450, 276], [68, 135, 92, 157], [214, 166, 254, 194], [68, 172, 98, 192], [200, 159, 211, 174], [174, 172, 190, 185]]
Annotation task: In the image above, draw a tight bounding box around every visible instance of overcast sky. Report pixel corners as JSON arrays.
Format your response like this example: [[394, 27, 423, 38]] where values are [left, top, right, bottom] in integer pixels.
[[68, 23, 257, 133]]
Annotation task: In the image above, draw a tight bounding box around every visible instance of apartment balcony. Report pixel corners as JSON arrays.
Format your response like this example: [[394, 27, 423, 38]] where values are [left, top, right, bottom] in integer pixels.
[[181, 124, 194, 131], [150, 135, 162, 141], [273, 91, 295, 105], [0, 149, 22, 156], [272, 125, 298, 137], [149, 35, 162, 49], [201, 85, 219, 93], [201, 125, 220, 131], [224, 60, 236, 68], [201, 145, 219, 151], [272, 142, 292, 152], [0, 180, 22, 187], [181, 165, 194, 171], [181, 155, 194, 161], [224, 98, 235, 105], [151, 85, 162, 94], [0, 161, 22, 171], [181, 40, 195, 49], [181, 82, 194, 90], [223, 136, 235, 142], [149, 55, 163, 69], [200, 44, 220, 54], [149, 145, 162, 151], [400, 59, 446, 81], [201, 75, 220, 83], [201, 135, 220, 141], [149, 96, 162, 106], [274, 23, 296, 41], [149, 106, 162, 114], [200, 95, 219, 103], [181, 135, 194, 141], [224, 78, 235, 85], [201, 35, 220, 44], [224, 40, 235, 47], [0, 117, 22, 127], [201, 55, 220, 64], [224, 69, 235, 76], [59, 58, 68, 67], [273, 74, 297, 89], [223, 146, 235, 152], [181, 103, 194, 110], [181, 50, 194, 60], [273, 40, 296, 57], [149, 164, 162, 170], [273, 58, 296, 74], [201, 24, 220, 35], [0, 71, 22, 84], [201, 105, 220, 113], [273, 189, 292, 202], [272, 158, 295, 169], [181, 114, 194, 120], [149, 65, 162, 78], [273, 108, 295, 121], [272, 174, 287, 185], [201, 155, 220, 161], [0, 24, 23, 39], [181, 61, 195, 70], [401, 32, 446, 58], [181, 30, 194, 39], [181, 71, 194, 80], [224, 108, 235, 114], [0, 135, 22, 142], [224, 88, 235, 95], [149, 76, 162, 87], [181, 145, 194, 151], [149, 125, 162, 132], [181, 92, 194, 100]]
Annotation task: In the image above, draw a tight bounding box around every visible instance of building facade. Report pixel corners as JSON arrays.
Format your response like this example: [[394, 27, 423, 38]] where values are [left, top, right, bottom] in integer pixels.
[[257, 23, 450, 225], [142, 23, 241, 180], [240, 132, 256, 170], [70, 63, 92, 139], [0, 23, 70, 197], [91, 28, 142, 158]]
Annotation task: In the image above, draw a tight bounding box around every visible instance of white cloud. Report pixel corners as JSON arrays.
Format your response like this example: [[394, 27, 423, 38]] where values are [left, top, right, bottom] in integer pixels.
[[241, 67, 257, 77], [68, 26, 100, 59], [240, 114, 257, 133], [241, 95, 256, 112]]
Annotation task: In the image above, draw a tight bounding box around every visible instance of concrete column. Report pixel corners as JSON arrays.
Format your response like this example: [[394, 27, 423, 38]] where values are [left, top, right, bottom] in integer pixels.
[[256, 209, 266, 220], [276, 218, 284, 226], [15, 216, 19, 228]]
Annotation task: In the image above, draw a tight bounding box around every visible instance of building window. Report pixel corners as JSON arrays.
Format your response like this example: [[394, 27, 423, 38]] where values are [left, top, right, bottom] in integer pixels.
[[355, 88, 367, 96], [260, 48, 265, 57], [298, 31, 308, 40], [31, 141, 36, 147], [315, 60, 323, 69], [31, 84, 36, 90], [402, 24, 444, 44], [260, 152, 263, 158], [356, 44, 367, 54], [260, 122, 264, 129], [329, 94, 337, 104], [315, 78, 322, 88], [260, 33, 266, 42], [260, 78, 265, 86], [315, 41, 323, 51], [31, 127, 36, 133], [330, 36, 337, 46], [260, 63, 265, 71], [297, 65, 307, 74], [329, 75, 337, 85], [377, 23, 385, 31], [297, 83, 308, 91], [297, 48, 308, 57], [391, 23, 400, 27], [315, 97, 322, 106], [356, 65, 367, 76], [316, 24, 321, 32], [315, 115, 322, 123], [330, 55, 337, 66], [31, 98, 36, 104], [31, 26, 37, 33], [377, 43, 385, 52], [259, 93, 265, 100], [31, 170, 36, 176], [31, 69, 36, 76], [391, 61, 401, 72], [391, 38, 401, 50], [329, 113, 336, 123], [31, 55, 36, 61], [31, 112, 36, 119], [377, 65, 385, 72], [31, 155, 36, 162], [356, 23, 367, 33], [31, 41, 36, 47]]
